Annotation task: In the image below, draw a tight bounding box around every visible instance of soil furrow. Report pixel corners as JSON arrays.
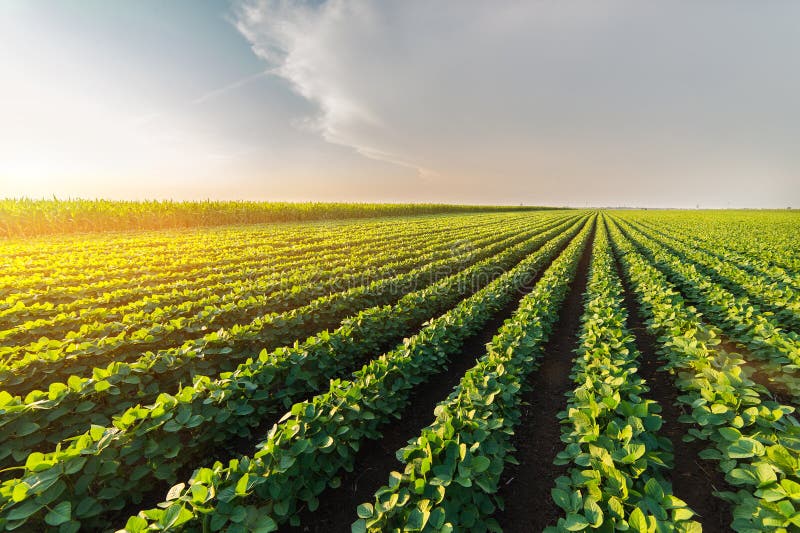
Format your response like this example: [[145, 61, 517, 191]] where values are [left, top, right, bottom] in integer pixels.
[[610, 227, 734, 533], [721, 337, 796, 406], [113, 220, 586, 525], [494, 220, 595, 532], [283, 222, 588, 532]]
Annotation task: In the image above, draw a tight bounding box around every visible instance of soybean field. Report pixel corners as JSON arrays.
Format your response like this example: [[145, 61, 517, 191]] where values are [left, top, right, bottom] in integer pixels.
[[0, 209, 798, 533]]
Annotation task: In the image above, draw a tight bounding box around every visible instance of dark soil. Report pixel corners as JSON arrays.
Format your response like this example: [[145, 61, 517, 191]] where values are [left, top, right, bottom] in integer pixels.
[[283, 221, 589, 533], [720, 338, 796, 406], [611, 241, 734, 533], [283, 297, 520, 532], [623, 221, 798, 409], [493, 220, 595, 532], [114, 221, 588, 529]]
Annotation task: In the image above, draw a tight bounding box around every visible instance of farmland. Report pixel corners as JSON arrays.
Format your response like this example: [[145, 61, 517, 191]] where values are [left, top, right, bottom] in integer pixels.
[[0, 209, 798, 532]]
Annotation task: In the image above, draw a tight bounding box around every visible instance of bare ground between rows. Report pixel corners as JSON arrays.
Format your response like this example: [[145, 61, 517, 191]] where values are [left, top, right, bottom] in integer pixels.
[[611, 237, 734, 533], [282, 297, 519, 533], [109, 224, 583, 526], [493, 220, 595, 532], [718, 338, 796, 407], [618, 222, 798, 407], [219, 225, 580, 463], [107, 313, 431, 527], [283, 225, 585, 532]]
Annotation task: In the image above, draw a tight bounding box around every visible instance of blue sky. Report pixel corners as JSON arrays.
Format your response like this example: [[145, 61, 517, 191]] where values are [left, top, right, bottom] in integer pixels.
[[1, 1, 799, 207]]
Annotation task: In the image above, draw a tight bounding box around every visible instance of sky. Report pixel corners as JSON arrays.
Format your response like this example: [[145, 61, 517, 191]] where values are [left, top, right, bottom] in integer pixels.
[[1, 1, 799, 208]]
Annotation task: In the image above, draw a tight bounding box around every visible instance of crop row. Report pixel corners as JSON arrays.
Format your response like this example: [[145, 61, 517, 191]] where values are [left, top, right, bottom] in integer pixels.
[[0, 214, 522, 322], [0, 216, 431, 302], [614, 219, 800, 402], [608, 216, 800, 532], [545, 218, 697, 532], [350, 215, 595, 533], [0, 217, 496, 338], [1, 214, 532, 364], [102, 217, 595, 533], [0, 214, 586, 480], [625, 219, 800, 331], [626, 212, 800, 277], [0, 215, 585, 472], [1, 211, 512, 284], [631, 217, 800, 295], [0, 214, 574, 397]]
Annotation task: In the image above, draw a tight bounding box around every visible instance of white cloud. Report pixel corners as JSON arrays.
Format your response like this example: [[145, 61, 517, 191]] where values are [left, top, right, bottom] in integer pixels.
[[233, 0, 800, 207], [234, 0, 442, 177]]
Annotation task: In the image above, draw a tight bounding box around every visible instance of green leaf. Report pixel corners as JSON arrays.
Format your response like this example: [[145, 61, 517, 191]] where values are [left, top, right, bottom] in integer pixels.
[[718, 427, 742, 442], [274, 499, 290, 517], [357, 503, 373, 519], [235, 474, 250, 496], [781, 479, 800, 501], [406, 508, 429, 531], [471, 456, 491, 473], [563, 513, 589, 531], [252, 515, 278, 533], [388, 471, 402, 489], [552, 488, 571, 511], [608, 497, 625, 519], [429, 507, 446, 528], [124, 516, 149, 533], [16, 422, 40, 437], [727, 437, 765, 459], [11, 483, 29, 503], [584, 498, 603, 528], [89, 424, 105, 441], [75, 496, 102, 519], [767, 445, 797, 474], [628, 508, 648, 533], [190, 484, 209, 503], [24, 452, 45, 471], [44, 501, 72, 526], [230, 506, 247, 523], [6, 500, 43, 521], [163, 419, 183, 432], [160, 504, 191, 529], [754, 463, 777, 487], [644, 478, 665, 501], [58, 521, 81, 533]]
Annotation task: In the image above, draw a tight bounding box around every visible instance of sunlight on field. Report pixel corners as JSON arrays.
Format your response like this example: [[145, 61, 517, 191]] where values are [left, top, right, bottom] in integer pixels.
[[0, 208, 798, 531]]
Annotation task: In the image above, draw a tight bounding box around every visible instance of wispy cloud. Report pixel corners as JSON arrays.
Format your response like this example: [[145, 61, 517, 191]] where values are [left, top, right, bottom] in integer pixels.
[[233, 0, 438, 177], [130, 69, 270, 128], [191, 70, 271, 105], [231, 0, 800, 207]]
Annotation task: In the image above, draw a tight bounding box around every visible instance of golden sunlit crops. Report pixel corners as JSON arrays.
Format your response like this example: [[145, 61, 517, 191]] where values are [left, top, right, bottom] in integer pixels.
[[0, 208, 797, 532]]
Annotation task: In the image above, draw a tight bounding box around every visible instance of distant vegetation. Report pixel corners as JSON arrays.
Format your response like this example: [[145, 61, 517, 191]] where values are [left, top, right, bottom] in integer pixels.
[[0, 199, 556, 238]]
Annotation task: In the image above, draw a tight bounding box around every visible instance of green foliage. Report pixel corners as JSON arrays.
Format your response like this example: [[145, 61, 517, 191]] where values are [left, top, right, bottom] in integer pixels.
[[547, 219, 697, 532], [0, 199, 556, 238], [0, 215, 589, 531], [616, 217, 800, 400], [108, 217, 591, 532], [0, 214, 572, 475], [1, 208, 798, 532], [354, 217, 595, 532], [608, 216, 800, 532]]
